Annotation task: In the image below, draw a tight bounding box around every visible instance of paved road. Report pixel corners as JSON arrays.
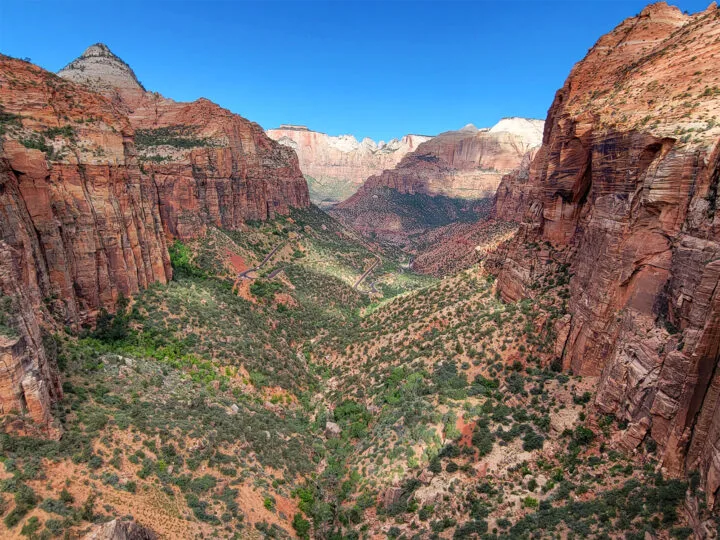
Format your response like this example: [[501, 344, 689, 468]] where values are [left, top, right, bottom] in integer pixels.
[[353, 256, 381, 290], [237, 241, 286, 280]]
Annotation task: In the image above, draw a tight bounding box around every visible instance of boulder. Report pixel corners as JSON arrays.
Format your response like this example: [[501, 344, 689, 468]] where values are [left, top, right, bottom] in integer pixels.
[[325, 421, 342, 438]]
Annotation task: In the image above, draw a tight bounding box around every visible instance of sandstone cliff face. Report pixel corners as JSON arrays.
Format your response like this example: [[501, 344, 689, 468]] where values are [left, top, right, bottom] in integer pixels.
[[0, 55, 173, 428], [331, 119, 542, 244], [0, 44, 309, 429], [60, 44, 310, 239], [266, 125, 431, 207], [409, 149, 538, 276], [492, 148, 539, 223], [350, 119, 543, 200], [490, 2, 720, 505]]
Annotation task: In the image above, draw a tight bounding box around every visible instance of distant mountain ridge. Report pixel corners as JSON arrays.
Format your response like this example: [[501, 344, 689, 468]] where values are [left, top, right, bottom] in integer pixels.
[[267, 125, 432, 207], [329, 118, 543, 246]]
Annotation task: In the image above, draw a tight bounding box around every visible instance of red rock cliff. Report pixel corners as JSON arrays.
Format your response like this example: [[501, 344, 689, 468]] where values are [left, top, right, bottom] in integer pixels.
[[330, 119, 543, 243], [490, 3, 720, 505], [0, 44, 310, 429], [59, 44, 310, 239], [0, 55, 173, 428], [345, 119, 543, 201]]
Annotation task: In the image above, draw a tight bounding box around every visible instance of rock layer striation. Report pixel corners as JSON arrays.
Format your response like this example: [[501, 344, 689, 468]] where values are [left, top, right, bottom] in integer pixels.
[[60, 44, 310, 239], [0, 44, 309, 429], [331, 119, 543, 244], [266, 125, 431, 207], [489, 2, 720, 505]]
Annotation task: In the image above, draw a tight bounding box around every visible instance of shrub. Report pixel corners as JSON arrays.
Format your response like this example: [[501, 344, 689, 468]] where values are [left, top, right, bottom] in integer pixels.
[[522, 430, 545, 451], [507, 372, 525, 394], [92, 294, 130, 342], [4, 484, 37, 528], [20, 515, 41, 537], [168, 241, 206, 279], [135, 125, 212, 149], [419, 505, 434, 521], [293, 513, 311, 539], [251, 280, 282, 299], [573, 426, 595, 446], [453, 519, 488, 538], [472, 423, 495, 456]]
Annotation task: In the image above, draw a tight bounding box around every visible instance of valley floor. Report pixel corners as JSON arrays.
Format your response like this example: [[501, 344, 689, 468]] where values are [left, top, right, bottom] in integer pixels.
[[0, 207, 712, 539]]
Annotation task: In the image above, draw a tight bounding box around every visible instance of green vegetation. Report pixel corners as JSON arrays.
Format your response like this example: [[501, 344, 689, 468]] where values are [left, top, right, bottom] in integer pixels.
[[0, 105, 22, 135], [332, 187, 491, 250], [0, 207, 699, 538], [135, 125, 214, 149]]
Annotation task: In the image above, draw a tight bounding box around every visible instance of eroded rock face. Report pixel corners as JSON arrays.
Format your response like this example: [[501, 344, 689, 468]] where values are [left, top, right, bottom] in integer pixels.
[[349, 119, 543, 200], [490, 2, 720, 505], [0, 55, 174, 428], [331, 119, 543, 243], [0, 45, 309, 428], [267, 125, 431, 207], [60, 44, 310, 239], [84, 519, 157, 540]]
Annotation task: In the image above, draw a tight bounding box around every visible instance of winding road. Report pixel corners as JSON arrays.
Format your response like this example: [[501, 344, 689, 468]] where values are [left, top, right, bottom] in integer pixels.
[[353, 255, 381, 290], [237, 241, 286, 280]]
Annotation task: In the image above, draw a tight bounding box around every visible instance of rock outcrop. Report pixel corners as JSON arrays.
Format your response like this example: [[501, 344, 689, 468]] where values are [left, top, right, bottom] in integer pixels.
[[84, 519, 157, 540], [331, 119, 543, 245], [350, 119, 543, 200], [266, 125, 431, 207], [57, 43, 146, 98], [60, 44, 310, 239], [489, 2, 720, 505]]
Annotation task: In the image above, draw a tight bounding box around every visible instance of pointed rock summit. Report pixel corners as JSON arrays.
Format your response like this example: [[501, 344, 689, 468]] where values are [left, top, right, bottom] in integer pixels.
[[58, 42, 145, 94], [459, 123, 479, 133]]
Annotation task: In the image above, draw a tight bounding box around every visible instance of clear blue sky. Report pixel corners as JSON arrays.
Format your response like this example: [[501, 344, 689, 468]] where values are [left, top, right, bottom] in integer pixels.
[[0, 1, 710, 141]]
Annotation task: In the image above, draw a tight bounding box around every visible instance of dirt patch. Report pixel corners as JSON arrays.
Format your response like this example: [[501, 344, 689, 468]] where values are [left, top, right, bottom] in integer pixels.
[[233, 279, 255, 302], [226, 249, 248, 273], [456, 415, 476, 449], [234, 483, 298, 537]]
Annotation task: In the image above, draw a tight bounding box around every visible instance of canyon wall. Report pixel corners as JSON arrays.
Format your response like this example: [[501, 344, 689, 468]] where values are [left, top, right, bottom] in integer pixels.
[[331, 119, 543, 244], [0, 45, 309, 429], [59, 44, 310, 239], [490, 2, 720, 505], [266, 125, 431, 207], [0, 55, 172, 428], [350, 119, 543, 200]]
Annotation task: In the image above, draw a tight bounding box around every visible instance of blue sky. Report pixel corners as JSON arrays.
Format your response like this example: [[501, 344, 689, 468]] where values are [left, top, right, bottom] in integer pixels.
[[0, 1, 710, 141]]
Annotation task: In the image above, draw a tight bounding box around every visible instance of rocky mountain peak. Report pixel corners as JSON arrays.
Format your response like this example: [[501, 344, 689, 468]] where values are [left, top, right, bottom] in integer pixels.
[[58, 42, 145, 93], [81, 42, 115, 57]]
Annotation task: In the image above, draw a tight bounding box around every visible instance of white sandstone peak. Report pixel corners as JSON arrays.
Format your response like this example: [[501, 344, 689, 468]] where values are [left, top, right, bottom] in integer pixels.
[[459, 123, 480, 133], [489, 118, 544, 146], [58, 43, 145, 92]]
